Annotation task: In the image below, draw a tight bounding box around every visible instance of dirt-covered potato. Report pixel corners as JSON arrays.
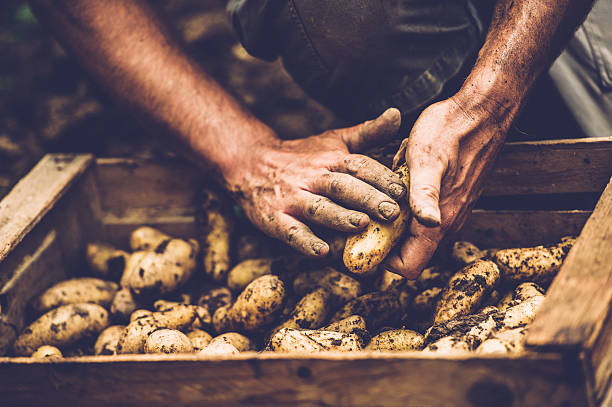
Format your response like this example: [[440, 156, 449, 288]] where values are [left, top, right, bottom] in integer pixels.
[[366, 329, 424, 352], [514, 282, 545, 302], [412, 287, 443, 317], [32, 277, 118, 314], [144, 329, 194, 354], [94, 325, 125, 355], [31, 345, 63, 359], [343, 163, 410, 274], [434, 260, 500, 323], [130, 309, 153, 322], [323, 315, 368, 335], [476, 327, 526, 354], [500, 294, 545, 329], [129, 226, 171, 251], [330, 291, 401, 331], [493, 237, 576, 284], [226, 258, 274, 292], [213, 275, 285, 333], [187, 329, 213, 352], [377, 269, 406, 292], [278, 288, 331, 331], [13, 303, 110, 356], [110, 288, 139, 323], [197, 340, 239, 356], [121, 238, 198, 297], [293, 267, 362, 305], [416, 266, 449, 290], [86, 242, 129, 280], [268, 328, 363, 353], [116, 304, 197, 354], [198, 189, 234, 282], [425, 313, 498, 353], [451, 241, 486, 266], [209, 332, 254, 351]]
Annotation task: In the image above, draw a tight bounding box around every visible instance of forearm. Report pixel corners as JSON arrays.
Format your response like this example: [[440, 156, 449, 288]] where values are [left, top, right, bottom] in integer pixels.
[[28, 0, 277, 180], [457, 0, 594, 124]]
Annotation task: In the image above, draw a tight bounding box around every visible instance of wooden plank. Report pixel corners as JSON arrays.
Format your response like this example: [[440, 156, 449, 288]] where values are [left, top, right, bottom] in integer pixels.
[[0, 154, 93, 263], [526, 178, 612, 349], [0, 352, 586, 407], [585, 309, 612, 407]]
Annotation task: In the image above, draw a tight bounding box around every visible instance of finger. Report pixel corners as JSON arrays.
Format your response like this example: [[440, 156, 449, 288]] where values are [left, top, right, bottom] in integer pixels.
[[290, 192, 370, 232], [331, 154, 406, 201], [342, 107, 402, 153], [269, 212, 329, 257], [313, 172, 400, 221], [407, 150, 446, 227], [384, 219, 444, 279]]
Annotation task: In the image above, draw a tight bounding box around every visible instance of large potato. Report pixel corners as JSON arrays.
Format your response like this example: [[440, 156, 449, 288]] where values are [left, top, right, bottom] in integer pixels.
[[198, 189, 234, 282], [32, 277, 118, 314], [493, 237, 576, 284], [434, 260, 500, 323], [293, 267, 362, 306], [116, 304, 197, 354], [343, 164, 410, 274], [13, 303, 110, 356], [94, 325, 125, 355], [86, 243, 129, 280], [144, 329, 194, 354], [129, 226, 171, 251], [330, 291, 401, 331], [213, 275, 285, 333], [268, 328, 363, 353], [366, 329, 424, 352]]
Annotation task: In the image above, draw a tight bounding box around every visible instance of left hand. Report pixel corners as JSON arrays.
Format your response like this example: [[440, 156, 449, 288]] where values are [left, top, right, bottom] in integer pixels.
[[384, 90, 515, 278]]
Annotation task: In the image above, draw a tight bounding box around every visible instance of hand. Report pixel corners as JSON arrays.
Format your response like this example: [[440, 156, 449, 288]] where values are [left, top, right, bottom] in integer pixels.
[[224, 108, 406, 256], [385, 92, 514, 278]]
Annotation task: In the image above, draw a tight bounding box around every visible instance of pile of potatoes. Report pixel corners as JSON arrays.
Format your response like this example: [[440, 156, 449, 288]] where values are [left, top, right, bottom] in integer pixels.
[[11, 189, 577, 358]]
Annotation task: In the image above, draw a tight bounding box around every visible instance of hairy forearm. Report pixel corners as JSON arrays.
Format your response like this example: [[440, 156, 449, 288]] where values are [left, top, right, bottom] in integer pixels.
[[458, 0, 594, 123], [28, 0, 277, 179]]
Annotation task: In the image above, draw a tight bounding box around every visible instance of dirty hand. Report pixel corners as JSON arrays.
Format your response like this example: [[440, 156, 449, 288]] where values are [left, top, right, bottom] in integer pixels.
[[224, 108, 405, 256], [385, 93, 513, 278]]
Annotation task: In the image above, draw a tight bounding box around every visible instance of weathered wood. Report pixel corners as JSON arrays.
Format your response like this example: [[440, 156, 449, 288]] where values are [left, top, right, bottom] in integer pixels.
[[586, 309, 612, 407], [0, 352, 586, 407], [0, 154, 93, 263], [526, 178, 612, 350]]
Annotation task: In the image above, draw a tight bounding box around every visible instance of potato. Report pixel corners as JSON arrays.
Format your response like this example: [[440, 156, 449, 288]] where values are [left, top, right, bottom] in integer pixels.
[[451, 241, 486, 266], [121, 238, 198, 297], [129, 226, 171, 251], [198, 189, 234, 282], [330, 291, 401, 331], [130, 309, 153, 322], [32, 277, 118, 314], [86, 242, 129, 280], [343, 163, 410, 274], [366, 329, 424, 352], [226, 258, 275, 292], [197, 340, 239, 356], [31, 345, 63, 359], [213, 275, 285, 333], [94, 325, 125, 355], [209, 332, 253, 352], [13, 303, 110, 356], [293, 267, 362, 306], [323, 315, 368, 335], [514, 282, 545, 302], [476, 327, 526, 354], [144, 329, 194, 354], [192, 287, 233, 328], [434, 260, 500, 323], [493, 237, 576, 284], [116, 304, 197, 354], [425, 309, 498, 346], [285, 288, 331, 330], [268, 328, 363, 353], [377, 269, 405, 292], [500, 294, 545, 329], [119, 251, 148, 287], [425, 314, 497, 353], [187, 329, 213, 352], [110, 287, 140, 323], [416, 266, 449, 290], [412, 287, 443, 317]]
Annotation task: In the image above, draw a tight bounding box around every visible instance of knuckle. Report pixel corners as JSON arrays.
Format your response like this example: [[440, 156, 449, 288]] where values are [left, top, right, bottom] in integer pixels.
[[307, 197, 327, 217], [344, 155, 370, 174]]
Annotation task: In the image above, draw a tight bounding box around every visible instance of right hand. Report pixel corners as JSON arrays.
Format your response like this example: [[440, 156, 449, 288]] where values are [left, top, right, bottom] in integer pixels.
[[223, 108, 405, 257]]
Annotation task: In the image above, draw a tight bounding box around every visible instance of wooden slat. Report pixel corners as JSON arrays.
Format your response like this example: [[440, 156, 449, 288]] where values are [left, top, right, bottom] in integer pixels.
[[526, 178, 612, 349], [0, 352, 586, 407], [0, 154, 93, 263]]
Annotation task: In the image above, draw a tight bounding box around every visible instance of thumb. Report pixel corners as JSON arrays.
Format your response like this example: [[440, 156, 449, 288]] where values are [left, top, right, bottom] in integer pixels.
[[408, 155, 445, 227], [342, 107, 402, 153]]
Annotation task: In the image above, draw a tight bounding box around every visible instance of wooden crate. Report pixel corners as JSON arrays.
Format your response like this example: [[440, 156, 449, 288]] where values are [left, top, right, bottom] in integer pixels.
[[0, 136, 610, 407]]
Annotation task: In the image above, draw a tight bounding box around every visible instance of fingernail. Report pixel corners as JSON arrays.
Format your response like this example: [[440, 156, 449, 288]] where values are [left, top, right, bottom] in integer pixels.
[[311, 242, 327, 256], [417, 206, 441, 227], [378, 202, 398, 219], [349, 214, 366, 227], [389, 183, 405, 199]]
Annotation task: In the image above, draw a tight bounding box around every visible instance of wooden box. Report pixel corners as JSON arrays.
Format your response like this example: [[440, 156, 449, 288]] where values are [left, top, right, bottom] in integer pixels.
[[0, 137, 611, 407]]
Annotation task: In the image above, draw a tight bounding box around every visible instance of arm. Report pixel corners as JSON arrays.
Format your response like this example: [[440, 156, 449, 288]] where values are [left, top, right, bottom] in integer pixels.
[[30, 0, 406, 256], [386, 0, 594, 277]]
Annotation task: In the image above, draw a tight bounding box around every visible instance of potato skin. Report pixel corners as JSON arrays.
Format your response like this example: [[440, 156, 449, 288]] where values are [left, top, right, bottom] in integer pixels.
[[32, 277, 118, 314], [476, 327, 526, 354], [110, 288, 139, 323], [199, 189, 233, 282], [13, 303, 110, 356], [213, 275, 285, 333], [187, 329, 213, 352], [116, 304, 197, 354], [31, 345, 63, 359], [451, 241, 486, 266], [366, 329, 424, 352], [324, 315, 367, 335], [144, 329, 194, 354], [209, 333, 253, 352], [227, 258, 274, 292], [330, 291, 401, 331], [268, 328, 363, 353], [343, 163, 410, 274], [198, 340, 239, 356], [434, 260, 500, 324], [493, 237, 575, 284], [86, 243, 129, 281], [293, 267, 362, 306], [129, 226, 171, 251], [94, 325, 125, 355]]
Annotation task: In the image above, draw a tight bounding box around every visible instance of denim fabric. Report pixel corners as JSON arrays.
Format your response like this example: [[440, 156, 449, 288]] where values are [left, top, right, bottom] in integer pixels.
[[227, 0, 483, 123]]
